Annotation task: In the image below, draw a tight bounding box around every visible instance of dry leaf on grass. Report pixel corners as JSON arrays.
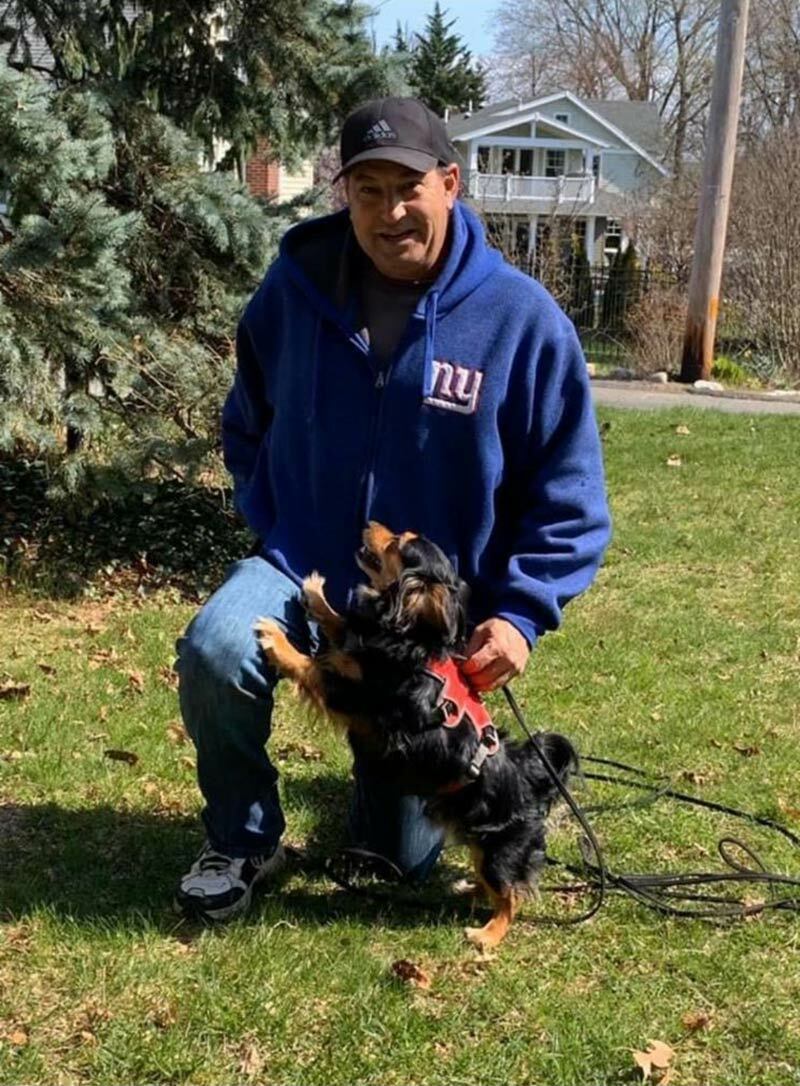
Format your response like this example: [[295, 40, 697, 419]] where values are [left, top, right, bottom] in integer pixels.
[[127, 670, 145, 693], [391, 959, 431, 989], [274, 741, 323, 762], [675, 425, 691, 435], [238, 1039, 266, 1079], [666, 454, 682, 467], [681, 1010, 712, 1032], [732, 742, 761, 757], [166, 721, 188, 745], [103, 748, 139, 766], [4, 1026, 29, 1047], [0, 681, 30, 701], [88, 648, 119, 669], [158, 665, 179, 690], [632, 1039, 675, 1082], [37, 662, 56, 676]]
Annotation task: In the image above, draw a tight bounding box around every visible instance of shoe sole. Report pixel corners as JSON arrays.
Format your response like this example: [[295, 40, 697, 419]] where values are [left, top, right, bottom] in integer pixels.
[[174, 844, 286, 923]]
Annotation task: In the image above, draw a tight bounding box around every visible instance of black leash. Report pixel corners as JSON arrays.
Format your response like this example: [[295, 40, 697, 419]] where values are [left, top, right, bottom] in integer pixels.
[[299, 685, 800, 924]]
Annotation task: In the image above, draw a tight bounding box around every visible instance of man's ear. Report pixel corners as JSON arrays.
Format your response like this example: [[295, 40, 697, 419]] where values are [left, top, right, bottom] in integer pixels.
[[442, 163, 460, 208]]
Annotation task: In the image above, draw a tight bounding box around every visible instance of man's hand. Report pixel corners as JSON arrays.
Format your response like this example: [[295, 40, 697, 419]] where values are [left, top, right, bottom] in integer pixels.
[[462, 618, 530, 692]]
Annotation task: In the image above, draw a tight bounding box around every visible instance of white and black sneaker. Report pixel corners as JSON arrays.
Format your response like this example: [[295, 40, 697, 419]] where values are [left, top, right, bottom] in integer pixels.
[[175, 842, 286, 922]]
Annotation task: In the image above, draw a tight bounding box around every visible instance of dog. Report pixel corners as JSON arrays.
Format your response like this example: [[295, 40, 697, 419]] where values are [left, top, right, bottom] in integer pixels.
[[256, 522, 577, 951]]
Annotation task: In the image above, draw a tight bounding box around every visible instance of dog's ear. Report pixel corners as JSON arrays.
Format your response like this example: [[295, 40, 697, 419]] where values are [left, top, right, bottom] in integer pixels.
[[392, 575, 467, 645]]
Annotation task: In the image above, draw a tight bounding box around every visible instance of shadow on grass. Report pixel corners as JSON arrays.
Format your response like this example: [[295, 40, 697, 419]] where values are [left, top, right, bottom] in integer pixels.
[[1, 455, 253, 599], [0, 776, 469, 933]]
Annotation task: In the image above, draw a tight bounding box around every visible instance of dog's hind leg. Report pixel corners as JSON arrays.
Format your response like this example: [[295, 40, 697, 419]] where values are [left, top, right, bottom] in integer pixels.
[[464, 847, 518, 952]]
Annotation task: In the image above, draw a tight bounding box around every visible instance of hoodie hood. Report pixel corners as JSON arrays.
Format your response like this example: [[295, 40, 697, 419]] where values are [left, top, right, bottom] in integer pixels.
[[277, 203, 504, 393]]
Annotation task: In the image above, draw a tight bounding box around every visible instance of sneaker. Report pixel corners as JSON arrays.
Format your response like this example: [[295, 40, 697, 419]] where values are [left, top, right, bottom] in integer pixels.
[[175, 842, 285, 921]]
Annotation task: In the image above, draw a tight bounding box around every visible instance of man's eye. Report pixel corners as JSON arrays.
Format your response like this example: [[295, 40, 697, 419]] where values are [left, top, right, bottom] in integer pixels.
[[361, 186, 379, 196]]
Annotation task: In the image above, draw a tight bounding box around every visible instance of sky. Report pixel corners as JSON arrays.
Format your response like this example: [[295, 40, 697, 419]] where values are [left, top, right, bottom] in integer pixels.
[[367, 0, 497, 59]]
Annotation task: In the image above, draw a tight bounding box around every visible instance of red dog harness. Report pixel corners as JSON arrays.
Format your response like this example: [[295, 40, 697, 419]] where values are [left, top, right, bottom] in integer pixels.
[[424, 657, 499, 782]]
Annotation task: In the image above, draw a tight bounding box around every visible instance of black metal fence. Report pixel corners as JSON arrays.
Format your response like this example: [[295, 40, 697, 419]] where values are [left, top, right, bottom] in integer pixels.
[[514, 259, 684, 367]]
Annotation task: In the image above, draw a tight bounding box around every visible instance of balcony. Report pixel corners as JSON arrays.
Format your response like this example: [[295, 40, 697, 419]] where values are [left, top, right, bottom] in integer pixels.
[[467, 172, 596, 206]]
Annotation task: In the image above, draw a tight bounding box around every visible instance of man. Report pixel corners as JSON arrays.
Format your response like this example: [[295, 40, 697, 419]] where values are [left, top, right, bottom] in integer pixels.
[[174, 98, 611, 921]]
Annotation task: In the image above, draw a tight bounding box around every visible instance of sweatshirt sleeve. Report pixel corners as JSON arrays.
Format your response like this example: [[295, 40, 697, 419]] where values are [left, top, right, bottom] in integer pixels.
[[492, 323, 611, 648], [221, 296, 274, 531]]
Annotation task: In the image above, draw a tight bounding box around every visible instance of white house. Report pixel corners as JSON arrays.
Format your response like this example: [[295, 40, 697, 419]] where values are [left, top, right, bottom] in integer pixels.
[[447, 91, 669, 266]]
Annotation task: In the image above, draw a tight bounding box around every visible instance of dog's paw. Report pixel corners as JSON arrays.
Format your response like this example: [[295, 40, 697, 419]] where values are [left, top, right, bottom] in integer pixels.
[[464, 925, 495, 952], [254, 618, 283, 661], [302, 572, 328, 615]]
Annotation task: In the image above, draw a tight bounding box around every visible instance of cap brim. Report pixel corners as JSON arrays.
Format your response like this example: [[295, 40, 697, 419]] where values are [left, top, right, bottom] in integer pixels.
[[333, 146, 440, 183]]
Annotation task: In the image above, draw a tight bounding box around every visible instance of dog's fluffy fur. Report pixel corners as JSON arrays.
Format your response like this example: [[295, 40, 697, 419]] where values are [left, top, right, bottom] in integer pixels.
[[257, 522, 576, 950]]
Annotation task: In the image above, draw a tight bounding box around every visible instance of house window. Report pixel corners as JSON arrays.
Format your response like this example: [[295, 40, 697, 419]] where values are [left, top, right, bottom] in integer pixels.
[[501, 148, 516, 174], [519, 148, 533, 176], [605, 219, 622, 254], [477, 145, 490, 173], [554, 112, 570, 125], [592, 154, 601, 180], [545, 149, 565, 177]]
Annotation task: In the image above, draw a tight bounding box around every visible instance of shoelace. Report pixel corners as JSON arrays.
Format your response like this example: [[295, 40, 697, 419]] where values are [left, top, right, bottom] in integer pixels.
[[198, 848, 234, 873]]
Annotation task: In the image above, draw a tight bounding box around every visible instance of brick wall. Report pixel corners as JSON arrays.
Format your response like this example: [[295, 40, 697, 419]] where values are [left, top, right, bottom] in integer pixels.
[[245, 139, 280, 198]]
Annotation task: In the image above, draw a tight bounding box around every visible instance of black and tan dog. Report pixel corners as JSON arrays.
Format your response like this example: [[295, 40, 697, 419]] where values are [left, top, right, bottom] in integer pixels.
[[256, 522, 576, 950]]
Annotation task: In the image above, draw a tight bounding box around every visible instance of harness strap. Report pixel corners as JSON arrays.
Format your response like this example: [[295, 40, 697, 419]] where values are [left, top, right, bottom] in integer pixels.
[[424, 657, 500, 790]]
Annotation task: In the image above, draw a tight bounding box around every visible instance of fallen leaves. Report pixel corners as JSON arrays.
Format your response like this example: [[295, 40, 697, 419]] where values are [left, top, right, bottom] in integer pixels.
[[681, 1009, 713, 1032], [391, 959, 431, 990], [166, 721, 188, 745], [238, 1038, 266, 1080], [0, 681, 30, 701], [274, 741, 323, 762], [4, 1026, 30, 1048], [666, 454, 682, 468], [632, 1039, 675, 1082], [732, 742, 761, 757], [675, 424, 691, 436], [103, 748, 139, 767]]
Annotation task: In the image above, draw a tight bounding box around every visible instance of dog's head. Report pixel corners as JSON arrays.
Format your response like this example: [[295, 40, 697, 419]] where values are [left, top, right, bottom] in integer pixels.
[[356, 522, 468, 647]]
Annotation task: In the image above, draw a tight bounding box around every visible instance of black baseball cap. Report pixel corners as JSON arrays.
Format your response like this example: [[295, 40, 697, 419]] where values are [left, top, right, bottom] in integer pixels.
[[334, 97, 458, 181]]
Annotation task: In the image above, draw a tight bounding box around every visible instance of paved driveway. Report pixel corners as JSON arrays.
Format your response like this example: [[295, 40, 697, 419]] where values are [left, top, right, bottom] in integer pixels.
[[592, 380, 800, 416]]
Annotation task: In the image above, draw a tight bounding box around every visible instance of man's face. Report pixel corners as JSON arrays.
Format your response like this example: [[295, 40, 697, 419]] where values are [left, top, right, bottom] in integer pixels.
[[345, 160, 460, 281]]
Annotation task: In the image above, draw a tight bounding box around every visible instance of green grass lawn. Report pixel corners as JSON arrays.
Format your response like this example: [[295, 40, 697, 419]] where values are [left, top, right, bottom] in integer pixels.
[[2, 407, 800, 1086]]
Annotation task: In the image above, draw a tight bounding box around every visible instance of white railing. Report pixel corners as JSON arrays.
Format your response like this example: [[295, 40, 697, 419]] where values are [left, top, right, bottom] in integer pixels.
[[468, 173, 596, 205]]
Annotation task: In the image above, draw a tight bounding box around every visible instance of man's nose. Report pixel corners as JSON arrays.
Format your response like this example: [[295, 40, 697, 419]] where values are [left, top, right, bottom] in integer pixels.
[[379, 194, 406, 223]]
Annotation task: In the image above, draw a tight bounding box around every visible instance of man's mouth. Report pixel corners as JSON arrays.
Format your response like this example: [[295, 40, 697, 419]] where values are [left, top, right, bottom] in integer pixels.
[[378, 228, 417, 243]]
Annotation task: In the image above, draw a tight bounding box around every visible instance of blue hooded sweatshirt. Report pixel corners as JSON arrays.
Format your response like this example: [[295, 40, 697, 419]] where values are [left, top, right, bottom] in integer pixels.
[[222, 201, 611, 647]]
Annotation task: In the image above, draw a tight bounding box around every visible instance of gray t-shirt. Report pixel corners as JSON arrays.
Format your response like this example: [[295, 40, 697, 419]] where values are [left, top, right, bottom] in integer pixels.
[[360, 264, 427, 366]]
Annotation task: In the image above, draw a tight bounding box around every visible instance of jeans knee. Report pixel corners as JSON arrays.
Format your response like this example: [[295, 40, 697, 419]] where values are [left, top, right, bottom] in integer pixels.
[[175, 610, 269, 701]]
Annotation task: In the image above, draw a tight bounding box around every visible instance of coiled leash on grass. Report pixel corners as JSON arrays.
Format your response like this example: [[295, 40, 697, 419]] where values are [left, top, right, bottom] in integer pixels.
[[309, 685, 800, 925]]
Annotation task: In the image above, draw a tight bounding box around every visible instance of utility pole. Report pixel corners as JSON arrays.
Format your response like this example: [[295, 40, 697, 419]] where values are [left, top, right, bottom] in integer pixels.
[[680, 0, 749, 383]]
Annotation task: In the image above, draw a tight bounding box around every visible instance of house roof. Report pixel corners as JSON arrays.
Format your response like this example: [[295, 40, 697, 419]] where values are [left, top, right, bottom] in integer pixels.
[[1, 3, 141, 73], [447, 91, 668, 174], [583, 100, 666, 159]]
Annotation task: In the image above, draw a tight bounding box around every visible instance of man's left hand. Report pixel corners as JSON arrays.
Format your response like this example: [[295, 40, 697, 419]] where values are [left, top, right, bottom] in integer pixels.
[[462, 618, 530, 692]]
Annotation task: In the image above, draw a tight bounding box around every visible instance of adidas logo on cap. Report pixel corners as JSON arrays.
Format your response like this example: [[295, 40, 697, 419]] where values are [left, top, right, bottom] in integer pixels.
[[363, 120, 398, 144]]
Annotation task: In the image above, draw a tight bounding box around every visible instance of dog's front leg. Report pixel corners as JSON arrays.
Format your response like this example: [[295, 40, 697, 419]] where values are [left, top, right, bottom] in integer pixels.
[[255, 619, 328, 711], [302, 573, 346, 644]]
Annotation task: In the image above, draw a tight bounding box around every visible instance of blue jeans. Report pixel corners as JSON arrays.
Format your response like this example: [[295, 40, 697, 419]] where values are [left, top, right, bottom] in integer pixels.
[[175, 557, 443, 880]]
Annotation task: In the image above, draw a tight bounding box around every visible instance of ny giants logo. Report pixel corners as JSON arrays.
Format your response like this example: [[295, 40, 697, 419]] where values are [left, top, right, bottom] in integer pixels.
[[423, 360, 484, 415]]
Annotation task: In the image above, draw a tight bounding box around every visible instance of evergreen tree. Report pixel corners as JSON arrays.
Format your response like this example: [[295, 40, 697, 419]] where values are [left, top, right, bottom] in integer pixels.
[[0, 57, 283, 491], [0, 2, 394, 492], [407, 3, 486, 116], [601, 242, 640, 332], [1, 1, 388, 166], [568, 240, 594, 329]]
